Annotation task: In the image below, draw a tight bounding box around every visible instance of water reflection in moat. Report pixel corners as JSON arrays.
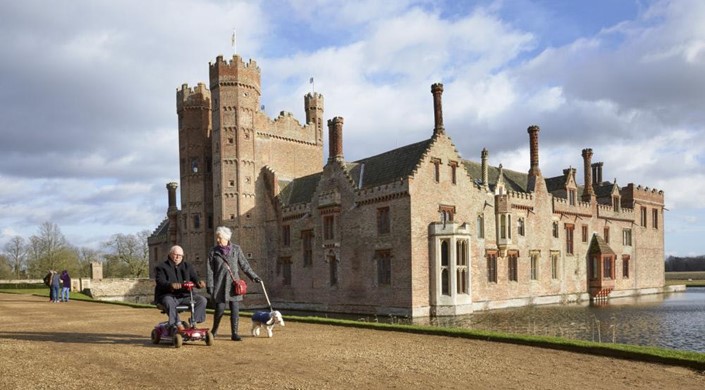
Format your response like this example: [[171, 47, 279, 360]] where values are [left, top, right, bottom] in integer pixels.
[[407, 287, 705, 353]]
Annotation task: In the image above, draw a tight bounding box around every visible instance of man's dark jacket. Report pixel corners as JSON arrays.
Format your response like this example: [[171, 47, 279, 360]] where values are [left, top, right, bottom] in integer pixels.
[[154, 259, 202, 303]]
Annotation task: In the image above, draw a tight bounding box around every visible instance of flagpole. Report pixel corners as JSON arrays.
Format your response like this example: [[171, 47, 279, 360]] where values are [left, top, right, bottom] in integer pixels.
[[310, 76, 314, 93], [231, 28, 237, 55]]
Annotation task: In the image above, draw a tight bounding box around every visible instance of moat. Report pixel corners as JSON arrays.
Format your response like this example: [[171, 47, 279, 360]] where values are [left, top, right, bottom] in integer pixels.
[[414, 287, 705, 353]]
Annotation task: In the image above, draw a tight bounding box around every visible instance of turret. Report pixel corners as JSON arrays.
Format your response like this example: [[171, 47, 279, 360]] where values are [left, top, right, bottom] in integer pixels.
[[208, 55, 261, 111], [177, 82, 211, 112], [305, 92, 324, 144]]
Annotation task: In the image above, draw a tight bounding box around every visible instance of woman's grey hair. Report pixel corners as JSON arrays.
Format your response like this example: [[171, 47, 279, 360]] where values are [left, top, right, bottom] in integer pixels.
[[215, 226, 232, 241]]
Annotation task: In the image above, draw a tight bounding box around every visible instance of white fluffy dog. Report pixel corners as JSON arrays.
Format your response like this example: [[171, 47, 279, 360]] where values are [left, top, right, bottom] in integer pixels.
[[251, 310, 285, 338]]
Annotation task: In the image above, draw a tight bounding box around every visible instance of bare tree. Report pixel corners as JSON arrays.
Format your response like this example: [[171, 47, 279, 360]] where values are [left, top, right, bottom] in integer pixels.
[[105, 230, 150, 277], [0, 254, 13, 279], [26, 222, 70, 277], [77, 247, 101, 278], [3, 236, 27, 279]]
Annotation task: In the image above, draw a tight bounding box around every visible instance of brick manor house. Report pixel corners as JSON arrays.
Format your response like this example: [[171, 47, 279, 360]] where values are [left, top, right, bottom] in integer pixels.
[[148, 54, 666, 317]]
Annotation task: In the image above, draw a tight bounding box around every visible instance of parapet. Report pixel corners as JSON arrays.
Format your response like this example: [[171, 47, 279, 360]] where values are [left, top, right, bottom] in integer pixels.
[[305, 92, 324, 100], [621, 183, 665, 204], [210, 54, 260, 71], [177, 82, 211, 110]]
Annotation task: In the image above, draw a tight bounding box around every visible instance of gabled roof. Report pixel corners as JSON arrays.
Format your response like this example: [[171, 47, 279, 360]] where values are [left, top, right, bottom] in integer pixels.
[[149, 218, 169, 239], [346, 139, 434, 189], [588, 234, 616, 256], [594, 182, 617, 198], [279, 139, 434, 207], [545, 174, 567, 194], [280, 172, 322, 206], [462, 161, 528, 192]]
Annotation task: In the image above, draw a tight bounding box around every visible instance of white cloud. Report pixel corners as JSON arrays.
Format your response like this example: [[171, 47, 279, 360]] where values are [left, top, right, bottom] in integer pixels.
[[0, 0, 703, 256]]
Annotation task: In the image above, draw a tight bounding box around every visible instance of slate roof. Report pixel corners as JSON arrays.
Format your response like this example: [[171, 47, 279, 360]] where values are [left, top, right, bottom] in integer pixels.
[[594, 182, 616, 198], [279, 136, 604, 208], [149, 218, 169, 240], [462, 161, 528, 192], [279, 172, 322, 206], [279, 139, 434, 207], [346, 139, 434, 189], [544, 174, 568, 194]]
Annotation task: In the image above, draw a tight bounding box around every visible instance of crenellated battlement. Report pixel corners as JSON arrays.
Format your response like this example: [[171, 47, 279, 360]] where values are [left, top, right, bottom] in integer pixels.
[[552, 196, 591, 207], [277, 111, 296, 119], [282, 203, 311, 215], [621, 183, 665, 205], [208, 55, 261, 93], [176, 82, 211, 111], [596, 202, 634, 221], [305, 92, 323, 100], [209, 54, 260, 73], [507, 190, 533, 201], [552, 196, 593, 215]]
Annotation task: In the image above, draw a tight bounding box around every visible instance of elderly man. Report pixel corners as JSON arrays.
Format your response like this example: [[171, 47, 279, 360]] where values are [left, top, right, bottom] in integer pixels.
[[154, 245, 207, 332]]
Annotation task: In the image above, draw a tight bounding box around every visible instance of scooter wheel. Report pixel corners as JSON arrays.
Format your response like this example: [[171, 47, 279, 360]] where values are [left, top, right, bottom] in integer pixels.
[[205, 330, 214, 346], [173, 333, 183, 348], [151, 328, 161, 344]]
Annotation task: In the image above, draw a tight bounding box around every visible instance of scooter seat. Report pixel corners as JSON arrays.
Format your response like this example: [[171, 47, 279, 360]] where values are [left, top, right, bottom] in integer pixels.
[[155, 303, 191, 313]]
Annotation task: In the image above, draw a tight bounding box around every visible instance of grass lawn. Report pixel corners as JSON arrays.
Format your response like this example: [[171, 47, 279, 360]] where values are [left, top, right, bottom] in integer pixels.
[[0, 287, 94, 301], [665, 271, 705, 287]]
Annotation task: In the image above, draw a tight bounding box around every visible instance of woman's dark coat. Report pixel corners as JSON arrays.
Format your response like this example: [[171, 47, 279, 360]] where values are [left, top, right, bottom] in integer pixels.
[[207, 243, 259, 303]]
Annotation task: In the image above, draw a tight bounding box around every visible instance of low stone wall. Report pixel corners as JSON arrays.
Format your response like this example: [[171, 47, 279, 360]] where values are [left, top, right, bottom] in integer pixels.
[[0, 278, 90, 292], [88, 278, 155, 304]]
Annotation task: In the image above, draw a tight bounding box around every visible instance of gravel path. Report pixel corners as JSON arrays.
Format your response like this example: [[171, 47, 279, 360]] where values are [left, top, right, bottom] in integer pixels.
[[1, 293, 703, 389]]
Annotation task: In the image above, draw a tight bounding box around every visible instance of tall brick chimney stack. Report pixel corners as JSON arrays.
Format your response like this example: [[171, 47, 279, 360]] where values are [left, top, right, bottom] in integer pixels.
[[581, 148, 595, 201], [327, 116, 344, 163], [166, 182, 178, 245], [592, 162, 603, 184], [431, 83, 445, 135], [527, 125, 542, 177], [481, 148, 489, 190], [526, 125, 542, 192]]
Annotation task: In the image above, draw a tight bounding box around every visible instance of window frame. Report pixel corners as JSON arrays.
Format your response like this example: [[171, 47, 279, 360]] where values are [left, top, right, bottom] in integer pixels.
[[377, 206, 390, 235], [565, 224, 575, 255], [301, 229, 313, 267], [486, 251, 498, 283]]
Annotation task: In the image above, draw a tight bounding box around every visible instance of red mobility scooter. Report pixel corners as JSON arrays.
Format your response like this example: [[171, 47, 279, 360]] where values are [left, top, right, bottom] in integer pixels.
[[151, 281, 213, 348]]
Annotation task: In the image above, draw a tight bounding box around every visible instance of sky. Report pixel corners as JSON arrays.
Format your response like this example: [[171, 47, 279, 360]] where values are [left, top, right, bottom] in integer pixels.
[[0, 0, 703, 257]]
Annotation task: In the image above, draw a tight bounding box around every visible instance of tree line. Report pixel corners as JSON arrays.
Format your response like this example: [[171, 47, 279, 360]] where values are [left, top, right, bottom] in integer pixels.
[[0, 221, 150, 280], [665, 255, 705, 272]]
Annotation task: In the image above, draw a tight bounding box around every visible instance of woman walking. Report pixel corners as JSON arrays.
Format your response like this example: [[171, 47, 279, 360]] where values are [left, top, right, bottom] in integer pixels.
[[59, 270, 71, 302], [50, 271, 60, 303], [206, 226, 261, 341]]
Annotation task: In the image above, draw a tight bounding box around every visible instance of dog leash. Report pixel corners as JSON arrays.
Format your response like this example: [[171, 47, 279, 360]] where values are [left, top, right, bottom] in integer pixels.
[[260, 281, 273, 312]]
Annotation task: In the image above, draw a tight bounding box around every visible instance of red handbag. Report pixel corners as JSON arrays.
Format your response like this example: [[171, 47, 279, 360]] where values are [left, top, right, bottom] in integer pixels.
[[223, 259, 247, 296], [233, 279, 247, 296]]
